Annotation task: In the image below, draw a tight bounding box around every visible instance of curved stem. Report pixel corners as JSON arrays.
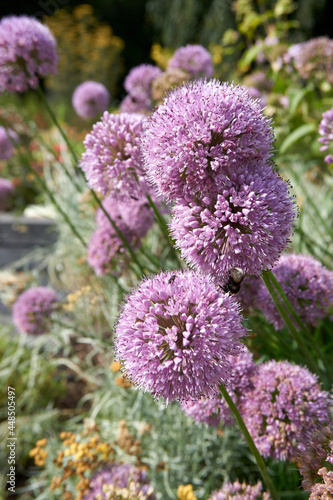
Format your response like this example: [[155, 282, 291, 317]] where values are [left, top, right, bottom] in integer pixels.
[[219, 383, 280, 500]]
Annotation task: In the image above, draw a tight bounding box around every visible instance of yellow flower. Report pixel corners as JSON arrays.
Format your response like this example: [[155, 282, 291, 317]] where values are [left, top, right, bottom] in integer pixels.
[[177, 484, 197, 500]]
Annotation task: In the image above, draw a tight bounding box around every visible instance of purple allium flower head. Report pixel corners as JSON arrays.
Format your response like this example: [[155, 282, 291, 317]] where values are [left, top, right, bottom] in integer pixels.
[[88, 195, 154, 275], [0, 177, 14, 211], [318, 108, 333, 164], [83, 463, 155, 500], [120, 94, 152, 115], [80, 112, 148, 196], [115, 269, 247, 403], [167, 44, 214, 78], [241, 360, 330, 461], [181, 346, 256, 426], [255, 254, 333, 330], [0, 126, 18, 160], [12, 286, 57, 335], [299, 423, 333, 493], [209, 480, 271, 500], [124, 64, 162, 102], [141, 80, 275, 201], [170, 162, 297, 280], [72, 81, 110, 120], [0, 16, 58, 93]]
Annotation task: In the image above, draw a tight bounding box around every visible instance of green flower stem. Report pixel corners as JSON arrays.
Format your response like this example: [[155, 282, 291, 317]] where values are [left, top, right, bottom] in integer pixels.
[[218, 383, 280, 500], [89, 188, 146, 277], [261, 271, 320, 377], [146, 193, 183, 268]]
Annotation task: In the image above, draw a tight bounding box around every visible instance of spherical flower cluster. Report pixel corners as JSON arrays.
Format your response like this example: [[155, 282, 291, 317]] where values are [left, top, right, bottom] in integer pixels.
[[141, 80, 275, 201], [0, 16, 58, 93], [318, 107, 333, 165], [120, 94, 152, 115], [167, 44, 213, 78], [181, 347, 256, 426], [72, 81, 110, 120], [0, 178, 14, 211], [209, 480, 271, 500], [80, 112, 148, 196], [88, 195, 154, 275], [284, 37, 333, 85], [151, 68, 190, 102], [299, 423, 333, 494], [12, 286, 58, 335], [115, 269, 247, 403], [241, 360, 330, 461], [0, 126, 18, 160], [255, 254, 333, 330], [83, 463, 155, 500], [170, 163, 296, 280], [124, 64, 162, 102]]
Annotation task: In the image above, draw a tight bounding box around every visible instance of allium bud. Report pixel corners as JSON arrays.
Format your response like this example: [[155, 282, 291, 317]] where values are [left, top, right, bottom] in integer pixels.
[[12, 287, 57, 335]]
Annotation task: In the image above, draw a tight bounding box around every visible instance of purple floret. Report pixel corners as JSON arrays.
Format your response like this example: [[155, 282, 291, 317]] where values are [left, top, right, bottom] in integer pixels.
[[120, 94, 152, 115], [141, 80, 274, 201], [83, 462, 155, 500], [170, 162, 297, 280], [124, 64, 162, 102], [0, 126, 18, 160], [209, 480, 271, 500], [115, 269, 247, 403], [255, 254, 333, 330], [0, 16, 58, 93], [0, 178, 14, 211], [318, 107, 333, 164], [167, 44, 213, 78], [242, 360, 330, 461], [72, 81, 110, 120], [80, 112, 148, 196], [12, 287, 57, 335]]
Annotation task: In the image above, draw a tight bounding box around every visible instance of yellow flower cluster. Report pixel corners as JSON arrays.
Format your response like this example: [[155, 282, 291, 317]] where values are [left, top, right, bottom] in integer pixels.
[[63, 285, 92, 312], [45, 4, 124, 98], [177, 484, 198, 500], [29, 438, 48, 467], [150, 44, 173, 70]]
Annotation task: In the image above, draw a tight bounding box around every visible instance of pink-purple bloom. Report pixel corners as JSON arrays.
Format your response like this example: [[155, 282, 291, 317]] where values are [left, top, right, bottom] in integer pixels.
[[255, 254, 333, 330], [170, 163, 296, 280], [72, 81, 110, 120], [80, 112, 148, 196], [241, 360, 330, 461], [120, 94, 152, 115], [0, 177, 14, 210], [124, 64, 162, 102], [318, 108, 333, 164], [167, 44, 213, 78], [141, 80, 274, 201], [0, 16, 58, 93], [12, 286, 57, 335], [0, 126, 18, 160], [115, 269, 246, 403], [83, 463, 155, 500], [209, 480, 271, 500], [181, 347, 256, 426]]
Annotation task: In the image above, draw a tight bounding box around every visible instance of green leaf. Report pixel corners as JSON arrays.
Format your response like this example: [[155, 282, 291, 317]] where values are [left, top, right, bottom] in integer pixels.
[[279, 123, 317, 154], [288, 87, 312, 115]]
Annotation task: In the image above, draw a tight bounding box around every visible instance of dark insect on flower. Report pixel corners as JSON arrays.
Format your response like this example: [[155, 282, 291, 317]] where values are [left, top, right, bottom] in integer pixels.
[[168, 274, 176, 283], [221, 268, 245, 295]]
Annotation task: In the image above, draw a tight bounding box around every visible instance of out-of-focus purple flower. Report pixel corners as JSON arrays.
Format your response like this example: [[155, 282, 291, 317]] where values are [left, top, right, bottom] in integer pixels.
[[151, 68, 190, 101], [244, 85, 266, 109], [170, 163, 297, 280], [209, 480, 271, 500], [181, 347, 256, 426], [167, 44, 213, 78], [318, 108, 333, 164], [0, 126, 18, 160], [284, 37, 333, 85], [242, 360, 330, 461], [299, 423, 333, 493], [83, 463, 155, 500], [72, 81, 110, 120], [0, 16, 58, 93], [243, 72, 273, 93], [255, 254, 333, 330], [141, 80, 274, 201], [119, 94, 152, 115], [0, 178, 14, 211], [88, 195, 154, 275], [12, 287, 57, 335], [124, 64, 162, 102], [80, 112, 148, 196], [115, 269, 246, 403]]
